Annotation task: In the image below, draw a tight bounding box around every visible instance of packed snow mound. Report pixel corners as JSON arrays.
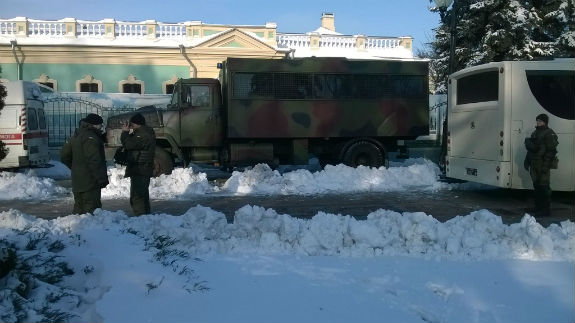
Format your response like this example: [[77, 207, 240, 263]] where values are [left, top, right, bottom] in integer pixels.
[[0, 158, 505, 200], [0, 172, 68, 200], [223, 161, 445, 195], [24, 160, 71, 180], [102, 167, 216, 199], [1, 206, 573, 261]]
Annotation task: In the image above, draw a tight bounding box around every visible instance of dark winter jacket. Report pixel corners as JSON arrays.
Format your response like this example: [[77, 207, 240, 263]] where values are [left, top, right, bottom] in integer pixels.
[[121, 125, 156, 177], [524, 125, 558, 172], [60, 122, 109, 192]]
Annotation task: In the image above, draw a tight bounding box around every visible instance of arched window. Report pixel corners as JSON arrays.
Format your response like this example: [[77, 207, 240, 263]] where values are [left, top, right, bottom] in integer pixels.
[[162, 75, 179, 94], [76, 74, 102, 92], [119, 74, 145, 94], [34, 73, 58, 91]]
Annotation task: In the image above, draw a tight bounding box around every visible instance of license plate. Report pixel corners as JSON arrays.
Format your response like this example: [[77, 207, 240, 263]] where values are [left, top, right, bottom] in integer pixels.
[[466, 168, 477, 176]]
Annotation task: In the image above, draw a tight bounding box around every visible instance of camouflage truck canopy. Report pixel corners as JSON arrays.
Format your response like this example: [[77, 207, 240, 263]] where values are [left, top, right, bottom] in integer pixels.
[[219, 57, 429, 140]]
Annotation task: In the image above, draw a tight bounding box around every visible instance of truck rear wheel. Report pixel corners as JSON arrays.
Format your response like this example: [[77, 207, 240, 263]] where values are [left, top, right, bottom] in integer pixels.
[[342, 140, 385, 168], [153, 146, 174, 177]]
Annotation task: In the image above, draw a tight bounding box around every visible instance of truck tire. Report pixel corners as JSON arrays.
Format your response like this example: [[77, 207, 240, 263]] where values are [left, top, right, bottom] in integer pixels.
[[342, 140, 384, 168], [153, 146, 174, 177]]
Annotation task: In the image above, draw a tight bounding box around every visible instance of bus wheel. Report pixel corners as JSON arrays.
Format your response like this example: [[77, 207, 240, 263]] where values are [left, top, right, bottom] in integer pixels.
[[153, 146, 174, 177], [342, 141, 384, 168]]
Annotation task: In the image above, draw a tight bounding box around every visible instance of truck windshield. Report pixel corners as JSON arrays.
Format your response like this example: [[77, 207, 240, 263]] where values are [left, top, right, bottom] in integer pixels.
[[181, 85, 210, 107]]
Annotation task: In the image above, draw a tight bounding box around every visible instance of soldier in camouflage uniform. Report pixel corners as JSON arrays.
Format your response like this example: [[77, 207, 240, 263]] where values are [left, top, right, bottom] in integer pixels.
[[524, 113, 558, 217], [61, 113, 109, 214], [121, 113, 156, 216]]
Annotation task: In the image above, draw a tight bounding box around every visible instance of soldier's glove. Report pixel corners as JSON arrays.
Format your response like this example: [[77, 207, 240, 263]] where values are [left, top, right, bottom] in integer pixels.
[[99, 180, 109, 189]]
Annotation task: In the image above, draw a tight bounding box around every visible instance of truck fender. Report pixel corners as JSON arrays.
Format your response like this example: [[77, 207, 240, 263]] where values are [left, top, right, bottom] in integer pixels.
[[156, 134, 186, 168]]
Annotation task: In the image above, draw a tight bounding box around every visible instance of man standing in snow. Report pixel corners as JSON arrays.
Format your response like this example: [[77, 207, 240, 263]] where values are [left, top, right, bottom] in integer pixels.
[[121, 113, 156, 216], [61, 113, 109, 214], [523, 113, 558, 217]]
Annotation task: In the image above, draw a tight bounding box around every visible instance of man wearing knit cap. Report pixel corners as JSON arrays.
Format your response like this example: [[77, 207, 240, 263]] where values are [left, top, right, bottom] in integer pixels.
[[61, 113, 109, 214], [524, 113, 558, 217], [121, 112, 156, 215]]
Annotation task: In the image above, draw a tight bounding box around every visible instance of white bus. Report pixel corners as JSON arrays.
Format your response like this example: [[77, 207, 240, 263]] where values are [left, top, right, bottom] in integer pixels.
[[0, 81, 51, 169], [445, 58, 575, 191]]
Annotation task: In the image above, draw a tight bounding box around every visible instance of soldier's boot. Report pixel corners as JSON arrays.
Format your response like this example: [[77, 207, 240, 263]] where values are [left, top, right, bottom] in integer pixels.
[[533, 185, 551, 217]]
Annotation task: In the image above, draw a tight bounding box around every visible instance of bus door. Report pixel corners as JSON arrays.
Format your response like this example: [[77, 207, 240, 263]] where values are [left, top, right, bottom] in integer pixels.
[[447, 66, 506, 186]]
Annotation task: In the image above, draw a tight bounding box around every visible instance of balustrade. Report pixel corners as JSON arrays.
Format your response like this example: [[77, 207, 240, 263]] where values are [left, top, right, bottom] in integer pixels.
[[1, 17, 410, 56], [0, 22, 17, 35], [277, 33, 404, 51], [29, 20, 66, 36], [77, 21, 106, 37]]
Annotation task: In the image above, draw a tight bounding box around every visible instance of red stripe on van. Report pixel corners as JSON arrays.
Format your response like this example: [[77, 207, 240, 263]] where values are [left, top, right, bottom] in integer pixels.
[[0, 133, 23, 140]]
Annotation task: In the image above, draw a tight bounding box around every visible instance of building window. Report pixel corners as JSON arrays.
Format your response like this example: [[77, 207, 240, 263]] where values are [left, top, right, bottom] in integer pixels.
[[162, 75, 179, 94], [122, 83, 142, 93], [119, 74, 145, 94], [33, 73, 58, 91], [76, 74, 102, 92]]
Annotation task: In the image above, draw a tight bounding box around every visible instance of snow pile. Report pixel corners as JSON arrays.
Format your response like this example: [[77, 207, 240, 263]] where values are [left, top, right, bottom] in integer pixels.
[[223, 160, 444, 195], [2, 206, 572, 262], [0, 172, 67, 200], [24, 161, 71, 180], [0, 157, 533, 201], [102, 167, 216, 199]]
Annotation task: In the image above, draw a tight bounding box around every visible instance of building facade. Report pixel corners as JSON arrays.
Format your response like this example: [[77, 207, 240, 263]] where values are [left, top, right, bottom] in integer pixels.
[[0, 13, 414, 95]]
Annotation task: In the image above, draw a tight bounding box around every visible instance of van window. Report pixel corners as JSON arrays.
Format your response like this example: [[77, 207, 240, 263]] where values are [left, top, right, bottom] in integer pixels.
[[526, 70, 575, 120], [38, 109, 47, 129], [27, 108, 39, 130], [456, 70, 499, 105]]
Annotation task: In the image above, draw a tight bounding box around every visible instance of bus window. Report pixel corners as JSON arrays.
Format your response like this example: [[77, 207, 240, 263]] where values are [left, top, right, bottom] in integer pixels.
[[27, 108, 39, 130], [456, 70, 499, 105], [526, 70, 575, 120], [38, 109, 47, 129]]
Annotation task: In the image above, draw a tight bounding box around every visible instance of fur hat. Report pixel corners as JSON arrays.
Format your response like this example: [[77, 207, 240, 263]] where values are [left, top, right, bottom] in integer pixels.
[[83, 113, 103, 125], [129, 113, 146, 126], [536, 113, 549, 125]]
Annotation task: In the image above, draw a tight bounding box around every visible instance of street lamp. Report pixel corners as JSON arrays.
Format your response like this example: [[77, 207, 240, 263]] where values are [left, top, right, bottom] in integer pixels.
[[434, 0, 459, 172], [434, 0, 458, 75]]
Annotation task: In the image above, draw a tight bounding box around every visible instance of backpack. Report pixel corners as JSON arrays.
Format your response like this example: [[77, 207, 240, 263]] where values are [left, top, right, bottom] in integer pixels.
[[113, 147, 128, 166]]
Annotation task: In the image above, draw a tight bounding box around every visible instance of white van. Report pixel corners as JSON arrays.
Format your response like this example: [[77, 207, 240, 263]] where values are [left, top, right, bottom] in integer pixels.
[[445, 58, 574, 191], [0, 81, 51, 169]]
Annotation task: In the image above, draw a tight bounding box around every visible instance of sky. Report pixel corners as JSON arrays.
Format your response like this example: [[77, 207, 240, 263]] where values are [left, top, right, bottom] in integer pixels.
[[0, 159, 574, 322], [0, 0, 441, 53]]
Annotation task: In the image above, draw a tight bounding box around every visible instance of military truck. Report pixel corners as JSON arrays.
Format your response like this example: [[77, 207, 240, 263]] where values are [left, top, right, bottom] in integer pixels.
[[105, 57, 429, 175]]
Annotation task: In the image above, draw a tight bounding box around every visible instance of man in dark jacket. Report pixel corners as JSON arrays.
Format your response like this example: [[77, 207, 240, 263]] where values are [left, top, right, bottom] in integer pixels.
[[121, 113, 156, 216], [61, 113, 109, 214], [524, 113, 558, 217]]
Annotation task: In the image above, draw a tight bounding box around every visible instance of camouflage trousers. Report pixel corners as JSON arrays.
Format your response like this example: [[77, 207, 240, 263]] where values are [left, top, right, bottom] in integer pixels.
[[130, 175, 151, 216], [530, 166, 552, 213], [73, 189, 102, 214]]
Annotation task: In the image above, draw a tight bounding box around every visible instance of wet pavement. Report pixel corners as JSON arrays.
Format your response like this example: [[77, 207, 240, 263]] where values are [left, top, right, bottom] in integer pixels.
[[2, 187, 573, 228]]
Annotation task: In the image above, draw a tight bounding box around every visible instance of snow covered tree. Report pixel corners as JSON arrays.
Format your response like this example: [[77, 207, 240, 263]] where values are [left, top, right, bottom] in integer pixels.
[[428, 0, 575, 93]]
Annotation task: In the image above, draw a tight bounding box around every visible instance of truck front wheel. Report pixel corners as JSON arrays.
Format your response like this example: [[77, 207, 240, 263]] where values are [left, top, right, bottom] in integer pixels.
[[342, 141, 385, 168], [153, 146, 174, 177]]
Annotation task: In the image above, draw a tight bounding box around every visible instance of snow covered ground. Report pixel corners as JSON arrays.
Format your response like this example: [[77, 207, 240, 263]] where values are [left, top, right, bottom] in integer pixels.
[[0, 159, 573, 322]]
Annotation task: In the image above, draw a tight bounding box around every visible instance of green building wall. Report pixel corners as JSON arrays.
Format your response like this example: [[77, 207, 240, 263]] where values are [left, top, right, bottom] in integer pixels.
[[0, 63, 190, 94]]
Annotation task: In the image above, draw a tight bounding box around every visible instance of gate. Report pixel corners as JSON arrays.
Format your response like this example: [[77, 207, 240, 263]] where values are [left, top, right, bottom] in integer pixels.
[[42, 95, 135, 147]]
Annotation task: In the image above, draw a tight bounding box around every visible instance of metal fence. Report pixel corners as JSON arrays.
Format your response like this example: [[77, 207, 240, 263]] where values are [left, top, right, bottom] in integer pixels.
[[42, 95, 135, 147]]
